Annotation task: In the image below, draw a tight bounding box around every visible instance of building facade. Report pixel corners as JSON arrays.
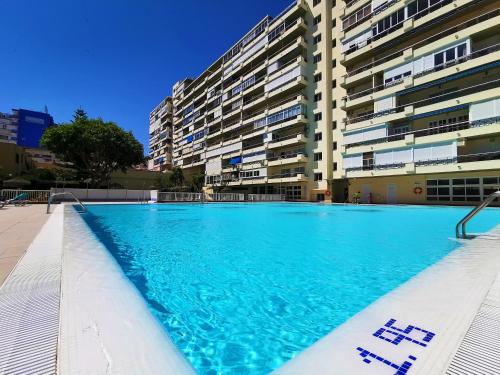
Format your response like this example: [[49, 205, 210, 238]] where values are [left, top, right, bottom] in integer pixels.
[[0, 108, 54, 148], [339, 0, 500, 204], [160, 0, 499, 203], [148, 97, 173, 171]]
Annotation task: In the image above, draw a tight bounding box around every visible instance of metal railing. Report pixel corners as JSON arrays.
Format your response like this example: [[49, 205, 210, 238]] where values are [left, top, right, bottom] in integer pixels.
[[345, 117, 500, 149], [248, 194, 285, 201], [206, 193, 245, 202], [344, 9, 500, 78], [157, 192, 202, 202], [346, 78, 500, 125], [456, 191, 500, 238], [1, 189, 51, 203], [47, 192, 87, 214], [344, 43, 500, 102]]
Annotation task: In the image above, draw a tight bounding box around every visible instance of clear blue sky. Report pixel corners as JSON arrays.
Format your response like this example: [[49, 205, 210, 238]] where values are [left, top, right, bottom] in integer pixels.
[[0, 0, 291, 153]]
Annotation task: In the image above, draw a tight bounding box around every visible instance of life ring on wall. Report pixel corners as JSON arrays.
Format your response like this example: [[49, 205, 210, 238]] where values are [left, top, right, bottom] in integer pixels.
[[325, 190, 331, 197], [413, 186, 423, 195]]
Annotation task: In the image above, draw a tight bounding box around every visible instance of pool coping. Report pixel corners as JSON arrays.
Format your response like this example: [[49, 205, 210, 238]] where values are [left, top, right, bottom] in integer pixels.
[[1, 202, 499, 374], [275, 225, 500, 375]]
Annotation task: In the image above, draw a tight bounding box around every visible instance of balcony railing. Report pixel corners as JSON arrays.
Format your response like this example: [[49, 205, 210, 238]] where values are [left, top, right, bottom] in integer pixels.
[[344, 9, 500, 77], [345, 117, 500, 149], [416, 150, 500, 166], [345, 150, 500, 172], [267, 151, 306, 161], [268, 171, 307, 179], [344, 43, 500, 102], [268, 132, 305, 143], [346, 78, 500, 125], [344, 0, 454, 56]]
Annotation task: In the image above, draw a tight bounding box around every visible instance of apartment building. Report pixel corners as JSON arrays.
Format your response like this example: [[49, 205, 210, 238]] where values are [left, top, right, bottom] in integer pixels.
[[171, 0, 345, 201], [339, 0, 500, 204], [167, 0, 499, 203], [148, 97, 173, 172], [0, 112, 18, 144]]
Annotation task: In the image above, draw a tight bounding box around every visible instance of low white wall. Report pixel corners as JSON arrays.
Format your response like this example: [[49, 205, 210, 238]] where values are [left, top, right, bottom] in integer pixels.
[[50, 188, 151, 201]]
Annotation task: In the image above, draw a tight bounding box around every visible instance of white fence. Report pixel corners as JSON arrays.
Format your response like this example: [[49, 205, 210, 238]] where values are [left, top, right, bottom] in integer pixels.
[[247, 194, 285, 201], [50, 188, 151, 201], [157, 192, 202, 202], [1, 189, 286, 204], [206, 193, 245, 202], [1, 189, 51, 203]]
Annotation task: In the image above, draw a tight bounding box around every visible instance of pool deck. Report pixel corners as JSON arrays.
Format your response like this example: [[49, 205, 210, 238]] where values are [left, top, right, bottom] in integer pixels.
[[0, 204, 49, 287], [0, 203, 499, 374]]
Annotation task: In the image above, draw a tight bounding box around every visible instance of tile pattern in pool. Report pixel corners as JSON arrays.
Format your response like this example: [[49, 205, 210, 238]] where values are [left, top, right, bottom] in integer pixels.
[[79, 203, 500, 374]]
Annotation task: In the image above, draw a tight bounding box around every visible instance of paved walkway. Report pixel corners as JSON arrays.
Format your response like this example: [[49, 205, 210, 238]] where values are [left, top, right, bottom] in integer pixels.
[[0, 205, 49, 286]]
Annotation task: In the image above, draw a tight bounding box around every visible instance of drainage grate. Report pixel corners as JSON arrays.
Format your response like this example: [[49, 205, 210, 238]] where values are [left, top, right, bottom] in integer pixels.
[[446, 274, 500, 375], [0, 209, 63, 375]]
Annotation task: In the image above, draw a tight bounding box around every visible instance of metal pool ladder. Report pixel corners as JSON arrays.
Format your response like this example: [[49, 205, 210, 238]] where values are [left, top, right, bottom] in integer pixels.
[[47, 192, 87, 214], [456, 190, 500, 239]]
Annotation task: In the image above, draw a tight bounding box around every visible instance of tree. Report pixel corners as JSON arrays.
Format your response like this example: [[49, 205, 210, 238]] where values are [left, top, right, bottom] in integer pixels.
[[170, 167, 185, 189], [191, 173, 205, 192], [73, 108, 88, 122], [41, 109, 144, 187]]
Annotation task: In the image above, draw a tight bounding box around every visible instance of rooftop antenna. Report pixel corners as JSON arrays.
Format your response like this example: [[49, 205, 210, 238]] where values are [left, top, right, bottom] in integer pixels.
[[44, 105, 48, 114]]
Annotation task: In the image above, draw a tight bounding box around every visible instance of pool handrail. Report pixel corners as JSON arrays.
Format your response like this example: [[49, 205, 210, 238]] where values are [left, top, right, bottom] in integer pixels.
[[456, 191, 500, 239], [47, 192, 87, 214]]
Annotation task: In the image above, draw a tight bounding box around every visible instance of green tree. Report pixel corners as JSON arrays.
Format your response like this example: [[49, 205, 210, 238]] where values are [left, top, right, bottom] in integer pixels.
[[170, 167, 185, 188], [73, 108, 88, 122], [191, 173, 205, 192], [41, 110, 144, 187]]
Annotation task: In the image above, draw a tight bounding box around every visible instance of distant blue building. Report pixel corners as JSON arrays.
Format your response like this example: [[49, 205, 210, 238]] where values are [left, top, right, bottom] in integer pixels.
[[14, 109, 54, 148]]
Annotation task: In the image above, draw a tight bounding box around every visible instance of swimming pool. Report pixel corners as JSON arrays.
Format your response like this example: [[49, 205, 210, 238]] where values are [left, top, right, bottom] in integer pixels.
[[80, 203, 500, 374]]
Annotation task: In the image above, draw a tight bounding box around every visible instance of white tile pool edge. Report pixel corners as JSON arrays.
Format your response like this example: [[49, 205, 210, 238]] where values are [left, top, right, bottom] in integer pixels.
[[58, 205, 195, 374], [274, 226, 500, 375]]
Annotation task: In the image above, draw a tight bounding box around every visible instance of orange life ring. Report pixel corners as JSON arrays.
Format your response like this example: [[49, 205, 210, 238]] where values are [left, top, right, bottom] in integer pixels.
[[414, 186, 423, 195], [325, 190, 331, 196]]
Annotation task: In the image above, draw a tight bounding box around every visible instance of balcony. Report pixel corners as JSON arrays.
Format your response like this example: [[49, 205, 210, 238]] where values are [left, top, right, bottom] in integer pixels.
[[267, 171, 308, 183], [344, 78, 500, 128], [267, 152, 307, 166], [344, 117, 500, 152], [267, 133, 307, 149], [344, 149, 500, 178], [344, 10, 500, 87], [342, 0, 459, 62], [343, 42, 500, 109]]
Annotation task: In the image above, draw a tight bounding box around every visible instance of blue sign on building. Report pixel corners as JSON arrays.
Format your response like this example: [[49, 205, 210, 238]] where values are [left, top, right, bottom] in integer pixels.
[[15, 109, 54, 148]]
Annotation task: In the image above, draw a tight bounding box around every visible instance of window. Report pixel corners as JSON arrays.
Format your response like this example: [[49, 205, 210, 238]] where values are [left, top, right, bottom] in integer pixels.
[[314, 15, 322, 25], [332, 100, 337, 109], [333, 141, 337, 150], [313, 34, 322, 45], [314, 172, 323, 181], [332, 120, 337, 129], [313, 0, 321, 6], [426, 177, 493, 202], [332, 79, 337, 88], [332, 59, 336, 68], [314, 93, 322, 102], [313, 53, 322, 63], [314, 132, 323, 141], [314, 73, 322, 82], [314, 152, 323, 161], [333, 162, 338, 171], [314, 113, 323, 121]]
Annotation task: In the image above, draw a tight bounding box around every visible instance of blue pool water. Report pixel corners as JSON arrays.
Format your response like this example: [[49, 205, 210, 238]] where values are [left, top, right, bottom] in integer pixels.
[[80, 203, 500, 374]]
